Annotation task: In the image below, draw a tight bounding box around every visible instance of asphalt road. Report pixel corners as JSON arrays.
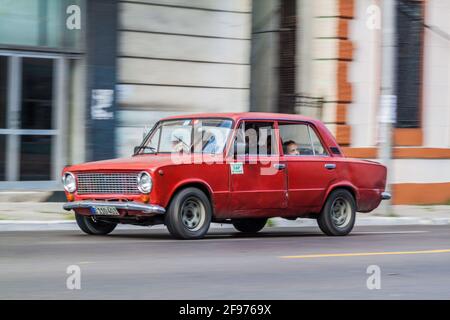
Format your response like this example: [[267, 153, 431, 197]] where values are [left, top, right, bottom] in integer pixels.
[[1, 225, 450, 299]]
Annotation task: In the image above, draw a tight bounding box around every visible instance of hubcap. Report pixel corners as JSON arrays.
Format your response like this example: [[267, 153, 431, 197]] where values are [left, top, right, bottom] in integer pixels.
[[330, 197, 352, 228], [181, 197, 206, 231]]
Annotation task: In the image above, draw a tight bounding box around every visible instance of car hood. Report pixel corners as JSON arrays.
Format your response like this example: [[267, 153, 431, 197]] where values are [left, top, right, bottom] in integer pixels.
[[66, 154, 177, 173]]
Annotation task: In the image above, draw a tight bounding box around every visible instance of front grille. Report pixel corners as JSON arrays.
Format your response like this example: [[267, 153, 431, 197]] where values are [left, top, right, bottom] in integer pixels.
[[76, 172, 140, 195]]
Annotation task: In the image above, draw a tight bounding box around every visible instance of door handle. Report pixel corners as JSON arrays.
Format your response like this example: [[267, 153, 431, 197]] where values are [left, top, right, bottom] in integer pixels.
[[324, 163, 336, 170], [273, 163, 286, 170]]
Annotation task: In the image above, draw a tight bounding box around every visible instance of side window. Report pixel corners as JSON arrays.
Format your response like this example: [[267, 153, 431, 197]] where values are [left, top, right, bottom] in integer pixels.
[[234, 121, 277, 156], [279, 123, 313, 156], [309, 127, 328, 156], [279, 122, 328, 156]]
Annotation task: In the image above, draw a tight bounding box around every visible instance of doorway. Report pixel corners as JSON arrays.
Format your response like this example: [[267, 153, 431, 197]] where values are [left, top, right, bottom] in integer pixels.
[[0, 52, 68, 189]]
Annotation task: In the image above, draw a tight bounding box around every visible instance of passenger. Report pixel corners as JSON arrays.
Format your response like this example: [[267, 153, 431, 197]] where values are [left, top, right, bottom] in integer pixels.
[[283, 140, 300, 155]]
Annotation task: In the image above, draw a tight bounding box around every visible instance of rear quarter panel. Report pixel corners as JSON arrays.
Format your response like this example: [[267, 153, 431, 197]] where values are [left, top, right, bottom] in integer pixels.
[[333, 158, 387, 212]]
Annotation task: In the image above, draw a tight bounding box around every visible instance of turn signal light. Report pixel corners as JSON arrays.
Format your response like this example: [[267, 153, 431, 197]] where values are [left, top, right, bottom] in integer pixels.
[[140, 195, 150, 203], [67, 193, 75, 202]]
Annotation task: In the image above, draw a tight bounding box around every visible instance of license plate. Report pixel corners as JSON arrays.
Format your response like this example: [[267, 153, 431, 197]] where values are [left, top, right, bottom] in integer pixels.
[[91, 206, 120, 216]]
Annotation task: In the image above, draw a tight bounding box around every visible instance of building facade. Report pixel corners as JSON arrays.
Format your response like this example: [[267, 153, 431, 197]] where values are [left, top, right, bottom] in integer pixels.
[[0, 0, 449, 205], [306, 0, 450, 205], [251, 0, 450, 204], [0, 0, 85, 190], [0, 0, 252, 191]]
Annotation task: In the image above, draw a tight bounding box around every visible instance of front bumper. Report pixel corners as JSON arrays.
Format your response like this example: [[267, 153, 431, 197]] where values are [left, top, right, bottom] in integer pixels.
[[381, 192, 391, 200], [63, 201, 166, 214]]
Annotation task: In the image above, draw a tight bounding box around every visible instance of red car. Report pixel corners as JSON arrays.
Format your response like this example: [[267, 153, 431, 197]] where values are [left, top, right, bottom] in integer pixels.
[[62, 112, 390, 239]]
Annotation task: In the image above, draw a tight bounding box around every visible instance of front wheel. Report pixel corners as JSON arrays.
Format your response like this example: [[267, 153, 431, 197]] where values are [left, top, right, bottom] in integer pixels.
[[165, 187, 212, 239], [232, 218, 267, 233], [317, 189, 356, 236], [75, 213, 117, 235]]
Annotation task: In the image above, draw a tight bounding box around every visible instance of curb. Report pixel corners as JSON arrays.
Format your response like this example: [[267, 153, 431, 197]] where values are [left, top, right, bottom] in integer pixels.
[[272, 217, 450, 227], [1, 216, 450, 232]]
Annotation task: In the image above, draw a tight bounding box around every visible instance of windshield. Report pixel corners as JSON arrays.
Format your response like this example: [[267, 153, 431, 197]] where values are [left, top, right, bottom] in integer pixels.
[[136, 118, 233, 155]]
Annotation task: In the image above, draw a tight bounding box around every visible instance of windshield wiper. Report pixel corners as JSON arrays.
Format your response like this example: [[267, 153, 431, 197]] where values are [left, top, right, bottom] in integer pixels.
[[174, 136, 190, 149]]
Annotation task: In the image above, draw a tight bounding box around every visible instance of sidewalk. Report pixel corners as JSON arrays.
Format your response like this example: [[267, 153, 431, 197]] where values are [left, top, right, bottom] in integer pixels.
[[0, 202, 449, 231]]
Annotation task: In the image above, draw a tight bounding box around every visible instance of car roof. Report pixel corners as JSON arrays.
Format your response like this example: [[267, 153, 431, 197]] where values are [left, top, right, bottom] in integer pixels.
[[161, 112, 317, 123]]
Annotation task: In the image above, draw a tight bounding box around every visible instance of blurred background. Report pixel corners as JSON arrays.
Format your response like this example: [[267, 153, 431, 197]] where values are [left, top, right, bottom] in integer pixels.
[[0, 0, 449, 206]]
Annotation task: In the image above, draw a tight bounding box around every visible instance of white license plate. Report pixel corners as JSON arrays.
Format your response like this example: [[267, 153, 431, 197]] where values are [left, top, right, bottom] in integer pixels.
[[91, 206, 120, 216]]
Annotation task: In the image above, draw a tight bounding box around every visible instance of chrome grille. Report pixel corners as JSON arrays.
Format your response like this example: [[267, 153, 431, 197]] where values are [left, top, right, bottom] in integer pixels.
[[76, 172, 140, 195]]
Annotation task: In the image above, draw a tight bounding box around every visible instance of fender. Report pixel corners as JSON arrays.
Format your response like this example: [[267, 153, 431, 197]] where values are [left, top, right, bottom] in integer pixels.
[[323, 181, 360, 209], [164, 178, 215, 209]]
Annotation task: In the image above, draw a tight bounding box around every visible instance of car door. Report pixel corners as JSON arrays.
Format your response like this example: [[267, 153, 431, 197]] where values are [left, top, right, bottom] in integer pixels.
[[279, 121, 337, 213], [229, 120, 288, 213]]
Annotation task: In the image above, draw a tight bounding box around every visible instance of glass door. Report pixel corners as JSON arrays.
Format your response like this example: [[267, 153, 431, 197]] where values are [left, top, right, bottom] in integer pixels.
[[0, 53, 67, 188], [20, 58, 54, 181]]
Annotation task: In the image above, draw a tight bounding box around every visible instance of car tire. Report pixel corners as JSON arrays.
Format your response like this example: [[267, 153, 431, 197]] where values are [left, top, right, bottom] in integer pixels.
[[165, 187, 212, 239], [232, 218, 267, 233], [317, 189, 356, 236], [75, 213, 117, 235]]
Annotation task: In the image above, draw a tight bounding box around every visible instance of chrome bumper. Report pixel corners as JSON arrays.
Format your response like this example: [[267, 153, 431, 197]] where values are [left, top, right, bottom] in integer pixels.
[[381, 192, 391, 200], [63, 201, 166, 214]]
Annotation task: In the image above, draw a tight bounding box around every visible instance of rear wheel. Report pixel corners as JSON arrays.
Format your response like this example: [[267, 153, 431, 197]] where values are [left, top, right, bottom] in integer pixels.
[[232, 218, 267, 234], [75, 213, 117, 235], [317, 189, 356, 236], [165, 187, 212, 239]]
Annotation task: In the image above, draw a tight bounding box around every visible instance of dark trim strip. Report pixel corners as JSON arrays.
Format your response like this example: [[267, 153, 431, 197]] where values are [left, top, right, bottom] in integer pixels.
[[314, 58, 352, 62], [321, 100, 352, 104], [120, 1, 252, 14], [118, 55, 249, 66], [315, 16, 353, 20], [252, 30, 280, 35], [315, 36, 348, 40], [119, 82, 250, 90], [119, 29, 251, 41], [0, 45, 83, 55]]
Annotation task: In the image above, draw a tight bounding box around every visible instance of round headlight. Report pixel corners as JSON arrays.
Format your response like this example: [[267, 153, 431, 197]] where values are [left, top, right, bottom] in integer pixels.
[[62, 172, 76, 193], [137, 171, 152, 194]]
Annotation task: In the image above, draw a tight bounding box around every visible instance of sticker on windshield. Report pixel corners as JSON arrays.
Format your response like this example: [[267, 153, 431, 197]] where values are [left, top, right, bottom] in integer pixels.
[[230, 162, 244, 175]]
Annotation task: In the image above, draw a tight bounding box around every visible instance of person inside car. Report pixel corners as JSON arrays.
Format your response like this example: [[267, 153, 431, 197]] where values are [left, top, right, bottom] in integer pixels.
[[283, 140, 300, 155]]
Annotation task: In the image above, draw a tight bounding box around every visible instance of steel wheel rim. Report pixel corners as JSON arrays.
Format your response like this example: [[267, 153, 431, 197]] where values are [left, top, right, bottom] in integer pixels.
[[330, 197, 352, 228], [181, 196, 206, 232]]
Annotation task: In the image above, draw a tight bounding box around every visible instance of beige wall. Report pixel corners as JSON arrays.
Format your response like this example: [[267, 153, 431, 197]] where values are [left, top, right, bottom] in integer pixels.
[[116, 0, 252, 157], [348, 0, 380, 147], [423, 0, 450, 148], [348, 0, 450, 149], [343, 0, 450, 204]]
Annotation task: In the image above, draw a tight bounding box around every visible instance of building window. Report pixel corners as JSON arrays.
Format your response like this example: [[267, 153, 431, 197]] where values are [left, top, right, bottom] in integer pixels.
[[278, 0, 297, 114], [395, 0, 424, 128]]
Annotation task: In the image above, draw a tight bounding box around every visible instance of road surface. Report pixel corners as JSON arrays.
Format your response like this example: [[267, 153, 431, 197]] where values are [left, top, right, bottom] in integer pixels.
[[1, 225, 450, 299]]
